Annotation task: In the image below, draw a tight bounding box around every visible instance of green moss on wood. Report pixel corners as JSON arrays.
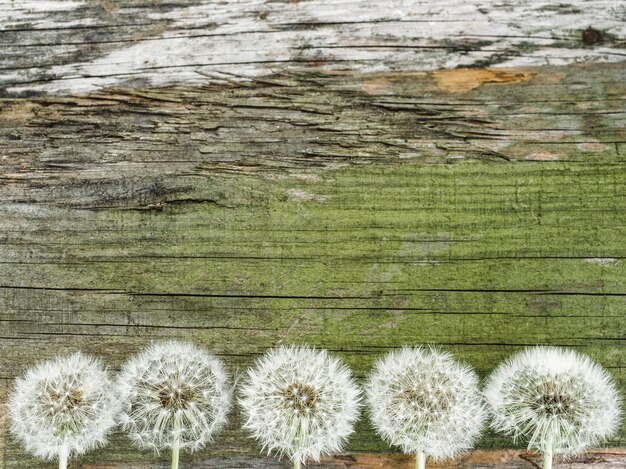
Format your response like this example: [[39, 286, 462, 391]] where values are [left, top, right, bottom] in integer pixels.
[[1, 159, 624, 466]]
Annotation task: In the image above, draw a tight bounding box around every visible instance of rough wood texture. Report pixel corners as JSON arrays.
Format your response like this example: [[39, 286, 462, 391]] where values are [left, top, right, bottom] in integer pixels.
[[2, 0, 626, 466], [7, 449, 624, 469], [1, 63, 624, 177], [0, 61, 624, 466], [1, 0, 625, 95]]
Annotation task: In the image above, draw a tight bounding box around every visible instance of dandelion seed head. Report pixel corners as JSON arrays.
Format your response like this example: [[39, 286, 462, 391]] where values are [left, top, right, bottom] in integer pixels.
[[485, 346, 621, 457], [117, 341, 231, 453], [238, 345, 361, 465], [366, 347, 486, 460], [8, 352, 119, 461]]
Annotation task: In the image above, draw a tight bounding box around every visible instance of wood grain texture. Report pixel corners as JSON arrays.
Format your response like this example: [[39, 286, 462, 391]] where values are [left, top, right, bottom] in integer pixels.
[[1, 0, 625, 96], [1, 3, 625, 466], [0, 61, 624, 467], [9, 449, 624, 468]]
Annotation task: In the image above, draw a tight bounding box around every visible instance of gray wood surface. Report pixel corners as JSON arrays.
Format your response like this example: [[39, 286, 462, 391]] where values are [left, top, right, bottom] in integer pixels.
[[1, 62, 625, 467], [1, 1, 625, 467], [1, 0, 625, 95], [8, 449, 621, 468]]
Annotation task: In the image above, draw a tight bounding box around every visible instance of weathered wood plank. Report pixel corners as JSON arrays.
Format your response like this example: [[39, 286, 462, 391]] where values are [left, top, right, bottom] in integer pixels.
[[6, 449, 623, 469], [0, 62, 624, 466], [1, 0, 625, 96], [0, 63, 624, 185]]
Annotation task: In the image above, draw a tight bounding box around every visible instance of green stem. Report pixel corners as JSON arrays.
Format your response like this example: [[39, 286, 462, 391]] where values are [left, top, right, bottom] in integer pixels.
[[543, 434, 553, 469], [415, 451, 426, 469], [171, 417, 181, 469], [293, 459, 301, 469], [543, 448, 553, 469], [543, 452, 552, 469], [58, 445, 68, 469]]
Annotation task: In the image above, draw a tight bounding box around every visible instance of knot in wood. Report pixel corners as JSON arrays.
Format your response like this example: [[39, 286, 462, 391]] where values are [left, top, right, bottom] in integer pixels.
[[582, 27, 602, 45]]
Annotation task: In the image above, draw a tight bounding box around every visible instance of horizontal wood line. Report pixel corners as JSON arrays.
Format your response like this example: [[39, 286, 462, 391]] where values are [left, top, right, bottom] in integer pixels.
[[0, 21, 159, 33], [0, 333, 128, 339], [14, 95, 626, 105], [0, 224, 622, 233], [460, 33, 575, 40], [2, 203, 625, 213], [1, 256, 624, 264], [514, 140, 625, 145], [326, 343, 606, 350], [3, 312, 622, 319], [0, 286, 371, 299], [7, 37, 544, 54], [0, 338, 611, 349], [1, 321, 621, 333], [0, 285, 123, 293], [3, 163, 624, 173], [276, 19, 465, 26], [0, 57, 386, 84], [0, 29, 279, 48], [0, 320, 276, 331], [302, 44, 506, 51], [372, 98, 626, 105], [394, 288, 626, 296], [1, 285, 625, 297], [7, 59, 626, 87]]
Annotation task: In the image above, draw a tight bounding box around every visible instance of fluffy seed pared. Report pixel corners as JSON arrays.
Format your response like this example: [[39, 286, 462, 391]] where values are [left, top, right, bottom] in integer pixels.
[[366, 347, 486, 461], [117, 341, 232, 453], [239, 345, 361, 465], [9, 352, 119, 461], [485, 346, 621, 458]]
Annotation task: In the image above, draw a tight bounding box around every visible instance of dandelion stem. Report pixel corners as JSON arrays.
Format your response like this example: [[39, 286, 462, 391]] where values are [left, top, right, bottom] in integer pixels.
[[294, 459, 301, 469], [543, 451, 552, 469], [171, 417, 181, 469], [58, 445, 68, 469], [415, 451, 426, 469], [543, 434, 553, 469], [543, 445, 553, 469]]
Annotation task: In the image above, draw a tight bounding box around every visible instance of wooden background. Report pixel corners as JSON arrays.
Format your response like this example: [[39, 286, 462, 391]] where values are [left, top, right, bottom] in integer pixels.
[[1, 1, 625, 467]]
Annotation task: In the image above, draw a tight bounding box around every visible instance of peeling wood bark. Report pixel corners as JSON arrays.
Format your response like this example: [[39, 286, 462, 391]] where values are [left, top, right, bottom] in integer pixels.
[[0, 63, 624, 191], [1, 0, 625, 95]]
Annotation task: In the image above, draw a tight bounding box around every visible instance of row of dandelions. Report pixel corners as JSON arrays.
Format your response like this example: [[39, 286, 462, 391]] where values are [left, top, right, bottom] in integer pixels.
[[9, 344, 621, 469]]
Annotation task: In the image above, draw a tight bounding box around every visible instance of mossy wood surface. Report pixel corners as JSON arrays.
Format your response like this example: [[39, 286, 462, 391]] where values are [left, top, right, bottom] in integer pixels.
[[0, 62, 625, 467]]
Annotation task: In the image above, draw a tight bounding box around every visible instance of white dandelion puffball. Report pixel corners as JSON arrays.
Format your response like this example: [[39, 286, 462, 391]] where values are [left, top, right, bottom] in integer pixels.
[[366, 347, 486, 460], [485, 346, 621, 457], [117, 341, 232, 453], [8, 352, 119, 461], [239, 345, 361, 464]]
